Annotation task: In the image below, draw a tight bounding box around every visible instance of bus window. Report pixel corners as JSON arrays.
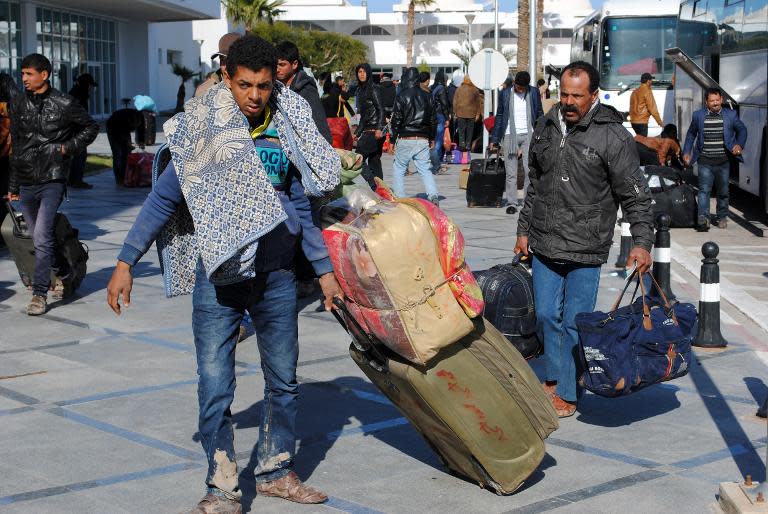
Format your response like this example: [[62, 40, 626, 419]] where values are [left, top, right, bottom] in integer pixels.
[[600, 16, 677, 89]]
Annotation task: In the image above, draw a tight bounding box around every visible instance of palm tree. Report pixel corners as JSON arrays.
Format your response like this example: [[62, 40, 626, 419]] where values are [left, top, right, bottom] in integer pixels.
[[172, 64, 197, 113], [450, 41, 516, 73], [536, 0, 544, 79], [406, 0, 435, 67], [223, 0, 286, 30], [517, 0, 529, 72]]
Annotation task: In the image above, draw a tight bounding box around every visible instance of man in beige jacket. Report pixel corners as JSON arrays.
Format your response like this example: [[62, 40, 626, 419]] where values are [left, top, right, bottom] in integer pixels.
[[452, 76, 481, 151], [629, 72, 662, 137]]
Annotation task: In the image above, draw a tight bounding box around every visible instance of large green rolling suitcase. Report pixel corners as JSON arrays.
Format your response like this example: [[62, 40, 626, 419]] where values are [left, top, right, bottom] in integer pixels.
[[334, 300, 558, 494]]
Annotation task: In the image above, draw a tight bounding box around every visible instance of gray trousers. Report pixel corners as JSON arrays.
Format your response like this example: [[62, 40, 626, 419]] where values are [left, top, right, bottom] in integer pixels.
[[504, 132, 530, 205]]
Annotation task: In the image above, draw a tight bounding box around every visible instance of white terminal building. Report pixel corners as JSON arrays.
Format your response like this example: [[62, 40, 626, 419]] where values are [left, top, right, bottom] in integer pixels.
[[0, 0, 593, 114]]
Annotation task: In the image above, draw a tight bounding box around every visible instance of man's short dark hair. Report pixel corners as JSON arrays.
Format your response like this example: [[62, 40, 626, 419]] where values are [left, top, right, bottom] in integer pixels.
[[705, 87, 722, 99], [514, 71, 531, 87], [562, 60, 600, 93], [537, 78, 546, 87], [275, 41, 302, 68], [21, 53, 52, 75], [419, 71, 430, 84], [226, 35, 277, 78], [335, 76, 344, 84]]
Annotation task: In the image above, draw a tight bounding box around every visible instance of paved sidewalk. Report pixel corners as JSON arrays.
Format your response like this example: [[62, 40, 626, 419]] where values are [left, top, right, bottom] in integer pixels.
[[0, 156, 766, 513]]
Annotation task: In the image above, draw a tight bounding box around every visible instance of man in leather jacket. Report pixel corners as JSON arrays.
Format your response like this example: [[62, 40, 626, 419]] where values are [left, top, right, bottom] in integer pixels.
[[7, 53, 98, 315], [390, 67, 439, 205], [514, 61, 653, 418], [354, 63, 385, 188]]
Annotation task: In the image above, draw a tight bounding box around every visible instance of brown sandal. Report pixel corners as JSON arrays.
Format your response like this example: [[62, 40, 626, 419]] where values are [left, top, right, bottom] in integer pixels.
[[551, 394, 577, 418], [256, 471, 328, 504]]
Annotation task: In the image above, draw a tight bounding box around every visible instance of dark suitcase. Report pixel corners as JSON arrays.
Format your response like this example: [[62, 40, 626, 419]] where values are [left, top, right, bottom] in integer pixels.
[[642, 165, 697, 228], [1, 200, 88, 296], [473, 257, 542, 360], [333, 299, 558, 495], [136, 110, 156, 147], [466, 149, 505, 207]]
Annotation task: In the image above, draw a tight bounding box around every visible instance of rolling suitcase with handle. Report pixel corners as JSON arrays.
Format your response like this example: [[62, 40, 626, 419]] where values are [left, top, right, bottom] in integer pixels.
[[333, 299, 558, 494], [466, 148, 505, 207], [1, 200, 88, 297]]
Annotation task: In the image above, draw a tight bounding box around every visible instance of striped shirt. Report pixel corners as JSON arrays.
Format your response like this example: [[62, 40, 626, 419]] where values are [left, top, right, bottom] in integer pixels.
[[700, 110, 727, 164]]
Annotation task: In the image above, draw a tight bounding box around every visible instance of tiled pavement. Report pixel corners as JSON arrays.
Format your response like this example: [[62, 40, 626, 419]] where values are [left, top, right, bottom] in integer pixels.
[[0, 154, 766, 513]]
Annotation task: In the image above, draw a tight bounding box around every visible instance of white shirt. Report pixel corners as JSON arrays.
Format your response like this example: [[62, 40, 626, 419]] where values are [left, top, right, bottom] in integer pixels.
[[506, 90, 529, 136]]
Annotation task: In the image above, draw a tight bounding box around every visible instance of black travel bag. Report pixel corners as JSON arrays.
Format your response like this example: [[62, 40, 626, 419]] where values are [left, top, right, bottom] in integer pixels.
[[642, 165, 697, 228], [466, 148, 505, 207], [473, 256, 542, 359], [1, 200, 88, 297]]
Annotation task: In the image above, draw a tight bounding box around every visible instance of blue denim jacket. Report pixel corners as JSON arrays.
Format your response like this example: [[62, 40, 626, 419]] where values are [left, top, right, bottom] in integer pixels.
[[117, 160, 333, 277]]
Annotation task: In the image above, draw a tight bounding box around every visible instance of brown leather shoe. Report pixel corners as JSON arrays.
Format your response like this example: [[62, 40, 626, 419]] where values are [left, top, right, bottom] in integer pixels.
[[187, 493, 242, 514], [256, 471, 328, 504], [551, 394, 577, 418]]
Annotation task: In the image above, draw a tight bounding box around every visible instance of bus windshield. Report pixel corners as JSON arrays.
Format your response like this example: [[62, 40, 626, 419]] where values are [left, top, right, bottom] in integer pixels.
[[601, 16, 677, 90]]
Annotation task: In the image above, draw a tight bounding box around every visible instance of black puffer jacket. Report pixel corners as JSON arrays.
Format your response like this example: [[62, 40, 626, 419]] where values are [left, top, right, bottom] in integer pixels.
[[354, 63, 385, 135], [289, 70, 332, 144], [519, 103, 654, 265], [9, 87, 98, 193], [390, 67, 436, 142]]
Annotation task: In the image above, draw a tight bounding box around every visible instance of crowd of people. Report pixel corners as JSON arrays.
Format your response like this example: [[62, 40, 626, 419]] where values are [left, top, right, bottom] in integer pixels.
[[0, 27, 752, 514]]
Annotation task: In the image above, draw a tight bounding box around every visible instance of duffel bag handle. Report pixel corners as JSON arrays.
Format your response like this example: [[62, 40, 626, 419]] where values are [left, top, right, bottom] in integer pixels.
[[607, 270, 677, 330]]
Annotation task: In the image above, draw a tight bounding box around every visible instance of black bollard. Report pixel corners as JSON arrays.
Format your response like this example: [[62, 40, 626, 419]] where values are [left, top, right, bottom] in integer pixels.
[[694, 241, 728, 348], [652, 213, 675, 299], [615, 218, 632, 269]]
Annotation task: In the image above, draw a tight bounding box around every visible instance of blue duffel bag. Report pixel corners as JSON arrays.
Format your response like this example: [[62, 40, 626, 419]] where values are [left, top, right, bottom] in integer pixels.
[[576, 270, 697, 397]]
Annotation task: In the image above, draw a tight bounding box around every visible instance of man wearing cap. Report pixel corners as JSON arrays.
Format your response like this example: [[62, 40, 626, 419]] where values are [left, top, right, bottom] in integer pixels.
[[195, 32, 241, 98], [629, 72, 662, 137]]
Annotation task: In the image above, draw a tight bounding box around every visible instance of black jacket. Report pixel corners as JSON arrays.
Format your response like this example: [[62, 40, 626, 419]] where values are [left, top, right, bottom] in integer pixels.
[[354, 63, 385, 134], [519, 103, 654, 265], [9, 86, 99, 193], [289, 70, 332, 144], [378, 79, 397, 116], [390, 68, 436, 142], [431, 83, 451, 119]]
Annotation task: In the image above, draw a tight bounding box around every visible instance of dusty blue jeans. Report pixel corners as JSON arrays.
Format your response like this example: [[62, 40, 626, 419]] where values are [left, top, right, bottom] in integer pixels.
[[532, 255, 601, 402], [392, 138, 438, 199], [192, 265, 298, 500]]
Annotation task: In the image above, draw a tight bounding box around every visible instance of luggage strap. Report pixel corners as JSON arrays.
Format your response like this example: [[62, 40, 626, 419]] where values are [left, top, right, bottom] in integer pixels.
[[331, 298, 389, 371], [603, 269, 678, 330]]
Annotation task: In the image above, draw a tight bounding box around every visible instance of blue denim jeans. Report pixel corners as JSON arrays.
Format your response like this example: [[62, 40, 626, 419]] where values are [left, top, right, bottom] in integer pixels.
[[430, 114, 447, 173], [697, 162, 730, 220], [392, 138, 439, 199], [192, 265, 298, 500], [532, 255, 601, 402], [18, 181, 66, 297]]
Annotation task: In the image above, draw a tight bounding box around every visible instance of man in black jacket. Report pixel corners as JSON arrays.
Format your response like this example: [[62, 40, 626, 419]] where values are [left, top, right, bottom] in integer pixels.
[[430, 70, 451, 174], [515, 61, 653, 417], [7, 53, 98, 315], [378, 73, 397, 119], [390, 67, 439, 205], [275, 41, 332, 145], [354, 63, 385, 188], [67, 72, 97, 189]]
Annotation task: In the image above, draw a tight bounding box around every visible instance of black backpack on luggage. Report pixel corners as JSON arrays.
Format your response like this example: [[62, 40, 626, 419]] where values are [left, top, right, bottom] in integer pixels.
[[1, 200, 88, 297], [642, 165, 697, 228], [473, 259, 542, 360], [466, 149, 505, 208]]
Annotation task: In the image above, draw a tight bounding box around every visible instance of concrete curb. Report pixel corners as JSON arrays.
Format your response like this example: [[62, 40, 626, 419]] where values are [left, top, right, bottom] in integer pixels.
[[671, 240, 768, 337]]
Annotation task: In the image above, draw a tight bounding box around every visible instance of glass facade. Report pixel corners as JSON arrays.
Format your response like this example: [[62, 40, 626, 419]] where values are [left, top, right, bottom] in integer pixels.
[[0, 1, 21, 79], [36, 7, 117, 117]]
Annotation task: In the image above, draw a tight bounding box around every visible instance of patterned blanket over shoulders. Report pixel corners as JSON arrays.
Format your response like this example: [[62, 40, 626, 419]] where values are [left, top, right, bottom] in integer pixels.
[[156, 81, 340, 297]]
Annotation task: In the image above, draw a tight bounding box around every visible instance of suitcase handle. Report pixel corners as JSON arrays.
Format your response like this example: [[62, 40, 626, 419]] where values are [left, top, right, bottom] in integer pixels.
[[3, 199, 25, 236], [481, 147, 504, 174], [331, 297, 389, 372]]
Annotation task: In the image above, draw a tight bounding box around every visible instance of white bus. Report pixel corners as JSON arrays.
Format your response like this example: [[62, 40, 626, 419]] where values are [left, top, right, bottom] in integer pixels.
[[570, 0, 680, 136], [670, 0, 768, 214]]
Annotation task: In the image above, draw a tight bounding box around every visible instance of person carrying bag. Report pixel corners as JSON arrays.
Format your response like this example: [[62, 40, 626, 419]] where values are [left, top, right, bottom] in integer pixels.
[[576, 270, 697, 398]]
